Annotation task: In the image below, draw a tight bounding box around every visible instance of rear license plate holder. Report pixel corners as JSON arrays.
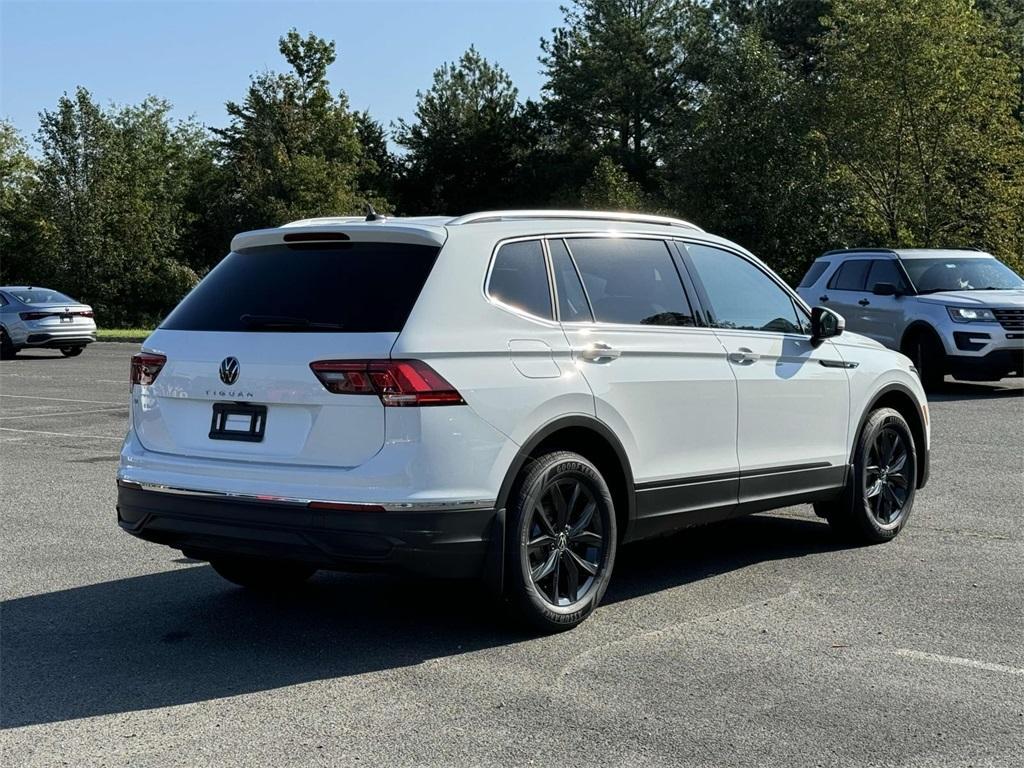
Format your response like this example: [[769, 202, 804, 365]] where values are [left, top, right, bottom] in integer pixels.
[[209, 402, 267, 442], [60, 314, 73, 323]]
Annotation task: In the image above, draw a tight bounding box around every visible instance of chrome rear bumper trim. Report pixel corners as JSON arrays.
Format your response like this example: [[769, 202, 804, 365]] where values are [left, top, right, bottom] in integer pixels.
[[117, 479, 495, 513]]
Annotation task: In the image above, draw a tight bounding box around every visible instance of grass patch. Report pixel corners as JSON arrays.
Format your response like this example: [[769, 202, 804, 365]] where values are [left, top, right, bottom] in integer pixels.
[[96, 328, 153, 342]]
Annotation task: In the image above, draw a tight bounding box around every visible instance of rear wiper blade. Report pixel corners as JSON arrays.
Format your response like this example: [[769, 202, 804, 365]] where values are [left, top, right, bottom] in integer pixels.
[[239, 314, 345, 330]]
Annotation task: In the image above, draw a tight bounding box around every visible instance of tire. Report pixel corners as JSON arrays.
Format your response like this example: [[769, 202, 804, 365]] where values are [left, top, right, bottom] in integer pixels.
[[0, 328, 16, 359], [906, 328, 945, 391], [815, 407, 917, 545], [210, 557, 317, 591], [505, 450, 617, 632], [60, 347, 84, 357]]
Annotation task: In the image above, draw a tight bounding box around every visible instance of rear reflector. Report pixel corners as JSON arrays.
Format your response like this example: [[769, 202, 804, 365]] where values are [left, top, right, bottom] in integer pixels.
[[310, 359, 465, 406], [130, 353, 167, 390], [308, 500, 387, 512]]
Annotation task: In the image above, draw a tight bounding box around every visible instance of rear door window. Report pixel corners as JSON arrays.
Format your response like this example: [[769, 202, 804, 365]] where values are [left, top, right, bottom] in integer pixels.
[[828, 260, 871, 291], [487, 240, 553, 319], [161, 242, 440, 332], [566, 238, 695, 326], [548, 239, 593, 322]]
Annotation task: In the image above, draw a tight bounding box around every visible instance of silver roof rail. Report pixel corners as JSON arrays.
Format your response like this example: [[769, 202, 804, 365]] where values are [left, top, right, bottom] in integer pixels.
[[448, 209, 703, 232]]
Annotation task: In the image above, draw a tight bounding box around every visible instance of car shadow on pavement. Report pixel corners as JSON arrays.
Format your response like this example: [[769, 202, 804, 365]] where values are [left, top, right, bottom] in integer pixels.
[[1, 513, 840, 729], [927, 379, 1023, 402]]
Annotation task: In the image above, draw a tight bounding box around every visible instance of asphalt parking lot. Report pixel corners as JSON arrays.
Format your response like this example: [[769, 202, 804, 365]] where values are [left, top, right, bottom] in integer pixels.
[[1, 342, 1022, 767]]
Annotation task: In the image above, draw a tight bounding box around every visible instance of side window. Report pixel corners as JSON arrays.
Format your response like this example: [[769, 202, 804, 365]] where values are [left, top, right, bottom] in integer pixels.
[[685, 244, 804, 334], [828, 260, 871, 291], [866, 259, 906, 291], [567, 238, 695, 327], [798, 261, 830, 288], [488, 240, 552, 319], [548, 239, 593, 322]]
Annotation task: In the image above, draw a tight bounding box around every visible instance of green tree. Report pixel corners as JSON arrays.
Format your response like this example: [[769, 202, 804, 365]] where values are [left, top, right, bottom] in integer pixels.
[[0, 121, 40, 283], [663, 27, 840, 282], [31, 88, 203, 326], [215, 30, 374, 229], [540, 0, 691, 186], [395, 47, 527, 214], [354, 110, 400, 206], [580, 156, 649, 210], [820, 0, 1024, 268], [716, 0, 831, 70]]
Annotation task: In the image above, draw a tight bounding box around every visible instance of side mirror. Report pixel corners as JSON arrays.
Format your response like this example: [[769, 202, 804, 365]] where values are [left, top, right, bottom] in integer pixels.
[[872, 282, 899, 297], [811, 306, 845, 342]]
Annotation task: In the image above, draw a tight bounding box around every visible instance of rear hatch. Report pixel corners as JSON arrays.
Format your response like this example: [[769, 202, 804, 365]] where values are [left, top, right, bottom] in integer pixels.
[[134, 235, 442, 468]]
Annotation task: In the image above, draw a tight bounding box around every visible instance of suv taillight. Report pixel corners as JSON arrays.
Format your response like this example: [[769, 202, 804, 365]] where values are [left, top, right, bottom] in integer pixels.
[[310, 360, 465, 406], [130, 353, 166, 390]]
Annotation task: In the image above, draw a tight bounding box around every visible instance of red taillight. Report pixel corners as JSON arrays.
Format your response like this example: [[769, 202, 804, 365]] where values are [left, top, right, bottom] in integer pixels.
[[310, 359, 465, 406], [130, 353, 166, 390], [19, 311, 50, 321], [75, 310, 94, 318]]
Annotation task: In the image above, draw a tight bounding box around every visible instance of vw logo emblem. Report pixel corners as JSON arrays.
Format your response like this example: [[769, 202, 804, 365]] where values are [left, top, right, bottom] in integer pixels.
[[219, 357, 240, 385]]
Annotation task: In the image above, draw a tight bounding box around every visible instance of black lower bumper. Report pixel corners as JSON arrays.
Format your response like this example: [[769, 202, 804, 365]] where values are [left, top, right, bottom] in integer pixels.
[[117, 485, 497, 579], [947, 349, 1024, 381], [25, 333, 95, 348]]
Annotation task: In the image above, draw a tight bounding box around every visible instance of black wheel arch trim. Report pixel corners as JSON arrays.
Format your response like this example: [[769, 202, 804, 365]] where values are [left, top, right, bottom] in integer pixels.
[[494, 414, 637, 521], [487, 414, 636, 597], [854, 382, 929, 490]]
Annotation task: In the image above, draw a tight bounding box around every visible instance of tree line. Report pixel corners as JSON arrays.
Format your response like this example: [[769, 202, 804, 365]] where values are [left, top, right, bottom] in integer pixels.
[[1, 0, 1021, 327]]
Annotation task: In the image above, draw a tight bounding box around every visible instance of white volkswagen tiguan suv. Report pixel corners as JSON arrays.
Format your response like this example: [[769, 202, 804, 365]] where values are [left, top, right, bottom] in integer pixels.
[[117, 210, 930, 631]]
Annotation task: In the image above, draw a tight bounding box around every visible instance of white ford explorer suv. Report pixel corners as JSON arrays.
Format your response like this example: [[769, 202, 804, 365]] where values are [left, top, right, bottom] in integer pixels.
[[797, 248, 1024, 389], [117, 210, 930, 631]]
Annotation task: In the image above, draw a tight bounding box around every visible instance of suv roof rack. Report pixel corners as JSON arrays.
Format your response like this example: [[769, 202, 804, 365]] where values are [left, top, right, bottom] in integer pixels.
[[448, 209, 704, 232], [820, 247, 900, 257]]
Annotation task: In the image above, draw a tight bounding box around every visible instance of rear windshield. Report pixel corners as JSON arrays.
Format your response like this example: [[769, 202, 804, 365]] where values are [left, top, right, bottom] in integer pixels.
[[161, 242, 440, 332], [8, 288, 76, 304]]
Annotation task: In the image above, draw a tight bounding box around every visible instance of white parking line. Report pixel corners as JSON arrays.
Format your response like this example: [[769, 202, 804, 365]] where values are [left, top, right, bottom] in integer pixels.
[[0, 426, 122, 441], [0, 406, 127, 421], [893, 648, 1024, 677], [0, 394, 123, 406]]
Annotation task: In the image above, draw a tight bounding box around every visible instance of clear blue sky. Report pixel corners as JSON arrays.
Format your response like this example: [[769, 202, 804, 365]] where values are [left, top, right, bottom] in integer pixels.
[[1, 0, 565, 145]]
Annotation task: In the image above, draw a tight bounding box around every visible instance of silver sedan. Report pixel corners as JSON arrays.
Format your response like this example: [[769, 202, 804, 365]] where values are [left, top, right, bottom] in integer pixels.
[[0, 286, 97, 358]]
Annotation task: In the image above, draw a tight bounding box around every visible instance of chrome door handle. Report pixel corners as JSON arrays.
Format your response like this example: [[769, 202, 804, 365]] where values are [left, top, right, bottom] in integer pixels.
[[580, 342, 621, 362], [728, 348, 760, 365]]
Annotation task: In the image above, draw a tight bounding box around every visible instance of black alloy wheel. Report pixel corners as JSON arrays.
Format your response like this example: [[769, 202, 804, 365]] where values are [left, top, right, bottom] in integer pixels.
[[507, 450, 617, 632], [526, 476, 606, 607], [864, 426, 910, 528], [815, 406, 917, 544]]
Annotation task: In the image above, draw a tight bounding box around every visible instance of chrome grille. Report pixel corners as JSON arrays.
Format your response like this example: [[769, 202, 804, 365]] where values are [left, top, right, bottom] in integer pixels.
[[992, 308, 1024, 331]]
